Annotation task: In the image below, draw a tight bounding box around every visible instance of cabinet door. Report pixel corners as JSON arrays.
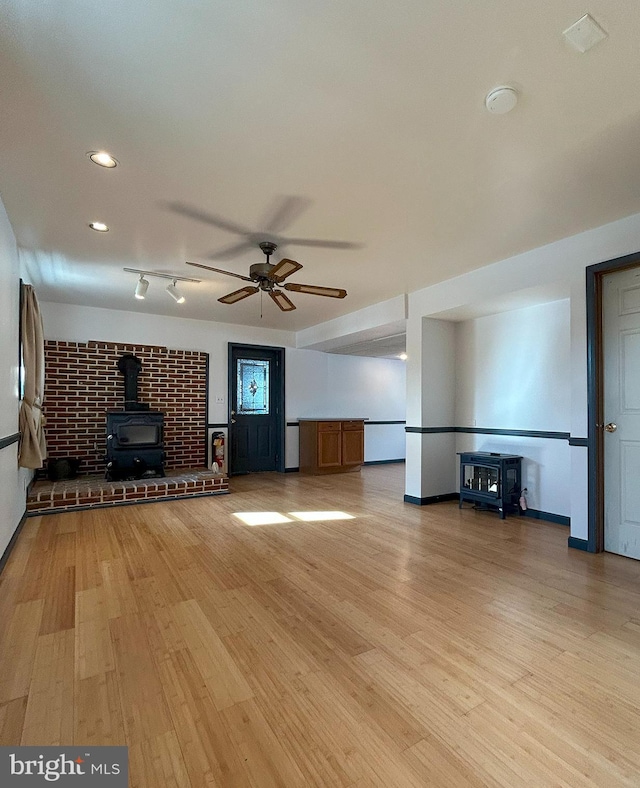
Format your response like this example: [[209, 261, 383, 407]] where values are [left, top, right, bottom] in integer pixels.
[[317, 430, 342, 468], [342, 428, 364, 466]]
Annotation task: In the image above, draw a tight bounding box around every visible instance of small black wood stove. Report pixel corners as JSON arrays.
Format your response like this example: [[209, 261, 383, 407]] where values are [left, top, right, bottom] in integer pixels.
[[105, 354, 165, 480]]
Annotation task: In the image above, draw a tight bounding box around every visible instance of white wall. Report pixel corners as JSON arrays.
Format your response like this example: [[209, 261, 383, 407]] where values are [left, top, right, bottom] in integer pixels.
[[40, 302, 406, 470], [406, 210, 640, 539], [455, 300, 571, 432], [285, 351, 406, 467], [405, 317, 456, 500], [0, 197, 29, 560], [453, 300, 571, 516]]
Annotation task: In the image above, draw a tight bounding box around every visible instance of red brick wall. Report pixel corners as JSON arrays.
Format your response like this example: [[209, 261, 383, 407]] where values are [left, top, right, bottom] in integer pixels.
[[44, 340, 208, 474]]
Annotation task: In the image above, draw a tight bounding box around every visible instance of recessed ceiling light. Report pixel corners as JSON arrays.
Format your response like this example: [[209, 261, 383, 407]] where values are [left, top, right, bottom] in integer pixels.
[[399, 353, 408, 360], [89, 221, 109, 232], [87, 151, 118, 168]]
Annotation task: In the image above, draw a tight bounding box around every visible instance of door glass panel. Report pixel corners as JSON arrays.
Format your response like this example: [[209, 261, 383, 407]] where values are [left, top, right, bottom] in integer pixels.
[[237, 359, 270, 415]]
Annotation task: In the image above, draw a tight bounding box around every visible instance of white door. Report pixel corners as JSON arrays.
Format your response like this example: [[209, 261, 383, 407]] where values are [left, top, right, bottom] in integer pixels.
[[603, 266, 640, 559]]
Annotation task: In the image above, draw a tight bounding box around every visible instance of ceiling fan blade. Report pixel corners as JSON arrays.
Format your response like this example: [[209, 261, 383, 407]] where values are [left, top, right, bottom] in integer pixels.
[[262, 196, 312, 233], [283, 237, 362, 250], [218, 286, 259, 304], [269, 289, 296, 312], [270, 257, 303, 283], [164, 202, 252, 236], [206, 239, 256, 260], [186, 261, 253, 281], [283, 282, 347, 299]]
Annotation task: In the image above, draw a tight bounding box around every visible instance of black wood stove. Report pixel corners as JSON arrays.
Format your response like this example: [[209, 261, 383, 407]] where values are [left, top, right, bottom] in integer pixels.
[[105, 353, 165, 480], [105, 410, 165, 481]]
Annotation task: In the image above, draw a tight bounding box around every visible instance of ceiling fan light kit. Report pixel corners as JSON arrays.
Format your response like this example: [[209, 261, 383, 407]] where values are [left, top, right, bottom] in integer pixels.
[[187, 241, 347, 314]]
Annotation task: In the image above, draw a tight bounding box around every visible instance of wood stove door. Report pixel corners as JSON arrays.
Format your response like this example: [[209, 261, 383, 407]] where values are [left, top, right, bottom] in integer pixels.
[[229, 344, 284, 475]]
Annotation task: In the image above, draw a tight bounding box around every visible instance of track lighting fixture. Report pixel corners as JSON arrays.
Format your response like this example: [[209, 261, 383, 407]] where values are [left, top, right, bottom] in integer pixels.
[[123, 268, 200, 303], [166, 280, 185, 304], [135, 275, 149, 299]]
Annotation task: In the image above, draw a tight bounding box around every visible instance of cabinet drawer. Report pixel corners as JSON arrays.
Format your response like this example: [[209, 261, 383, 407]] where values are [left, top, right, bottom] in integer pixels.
[[342, 420, 364, 431], [318, 421, 342, 432]]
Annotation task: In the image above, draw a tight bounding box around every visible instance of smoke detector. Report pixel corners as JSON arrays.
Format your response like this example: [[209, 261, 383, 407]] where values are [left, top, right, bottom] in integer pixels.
[[485, 86, 518, 115]]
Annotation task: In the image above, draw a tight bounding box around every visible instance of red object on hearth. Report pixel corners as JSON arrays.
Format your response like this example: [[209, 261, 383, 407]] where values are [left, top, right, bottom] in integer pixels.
[[212, 432, 225, 472]]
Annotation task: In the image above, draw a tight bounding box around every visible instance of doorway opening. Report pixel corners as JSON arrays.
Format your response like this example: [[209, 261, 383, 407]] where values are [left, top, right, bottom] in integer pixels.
[[227, 343, 285, 475]]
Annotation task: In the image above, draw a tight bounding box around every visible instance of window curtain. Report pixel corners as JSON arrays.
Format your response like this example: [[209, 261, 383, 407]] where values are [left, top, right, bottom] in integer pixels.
[[18, 284, 47, 468]]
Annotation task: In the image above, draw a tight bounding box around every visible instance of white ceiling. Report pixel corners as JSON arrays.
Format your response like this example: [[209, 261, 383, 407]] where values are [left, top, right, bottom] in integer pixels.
[[2, 1, 640, 334]]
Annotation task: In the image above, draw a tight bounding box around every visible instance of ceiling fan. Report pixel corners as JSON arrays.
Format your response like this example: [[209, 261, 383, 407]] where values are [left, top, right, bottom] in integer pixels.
[[165, 196, 361, 259], [186, 241, 347, 312]]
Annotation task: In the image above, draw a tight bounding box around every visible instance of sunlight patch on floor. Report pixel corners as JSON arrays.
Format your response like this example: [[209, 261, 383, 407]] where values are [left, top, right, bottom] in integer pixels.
[[289, 511, 355, 521], [233, 512, 294, 526], [233, 511, 356, 525]]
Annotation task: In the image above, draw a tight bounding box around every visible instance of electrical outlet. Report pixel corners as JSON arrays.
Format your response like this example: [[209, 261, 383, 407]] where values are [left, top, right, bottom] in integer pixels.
[[215, 396, 225, 404]]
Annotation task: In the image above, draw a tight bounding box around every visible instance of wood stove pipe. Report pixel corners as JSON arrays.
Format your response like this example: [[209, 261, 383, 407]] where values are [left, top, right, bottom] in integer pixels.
[[117, 353, 149, 411]]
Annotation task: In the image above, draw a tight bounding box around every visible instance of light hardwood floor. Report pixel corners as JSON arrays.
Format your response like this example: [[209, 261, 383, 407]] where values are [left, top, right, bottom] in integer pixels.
[[2, 464, 640, 786]]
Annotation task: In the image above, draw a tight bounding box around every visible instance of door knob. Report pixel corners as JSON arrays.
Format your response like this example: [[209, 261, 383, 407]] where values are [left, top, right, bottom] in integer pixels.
[[604, 422, 617, 433]]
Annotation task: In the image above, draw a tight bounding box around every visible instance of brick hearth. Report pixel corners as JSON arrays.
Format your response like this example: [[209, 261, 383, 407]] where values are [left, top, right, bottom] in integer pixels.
[[27, 469, 229, 515]]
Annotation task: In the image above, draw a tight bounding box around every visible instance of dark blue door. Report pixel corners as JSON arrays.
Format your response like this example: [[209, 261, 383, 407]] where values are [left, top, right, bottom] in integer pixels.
[[229, 344, 284, 474]]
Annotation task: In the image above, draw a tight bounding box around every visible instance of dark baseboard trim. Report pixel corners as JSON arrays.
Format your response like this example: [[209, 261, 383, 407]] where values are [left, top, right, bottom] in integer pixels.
[[402, 494, 570, 525], [523, 508, 570, 526], [0, 432, 20, 450], [568, 437, 588, 447], [285, 461, 403, 471], [568, 536, 591, 552], [404, 492, 459, 506], [0, 508, 28, 576]]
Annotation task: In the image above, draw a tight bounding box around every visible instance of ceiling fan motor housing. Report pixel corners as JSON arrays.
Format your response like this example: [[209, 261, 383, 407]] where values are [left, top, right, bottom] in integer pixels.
[[258, 241, 278, 257], [250, 262, 276, 289]]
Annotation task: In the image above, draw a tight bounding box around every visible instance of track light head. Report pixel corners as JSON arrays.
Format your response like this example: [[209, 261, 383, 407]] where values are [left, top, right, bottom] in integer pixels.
[[166, 280, 185, 304], [126, 268, 198, 302], [135, 275, 149, 299]]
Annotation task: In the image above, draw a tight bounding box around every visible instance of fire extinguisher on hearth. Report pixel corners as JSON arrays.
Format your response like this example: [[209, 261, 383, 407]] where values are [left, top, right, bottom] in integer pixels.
[[211, 432, 225, 473]]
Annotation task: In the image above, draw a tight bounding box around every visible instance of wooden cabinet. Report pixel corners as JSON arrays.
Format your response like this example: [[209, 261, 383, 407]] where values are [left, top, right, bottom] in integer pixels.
[[299, 419, 365, 474]]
